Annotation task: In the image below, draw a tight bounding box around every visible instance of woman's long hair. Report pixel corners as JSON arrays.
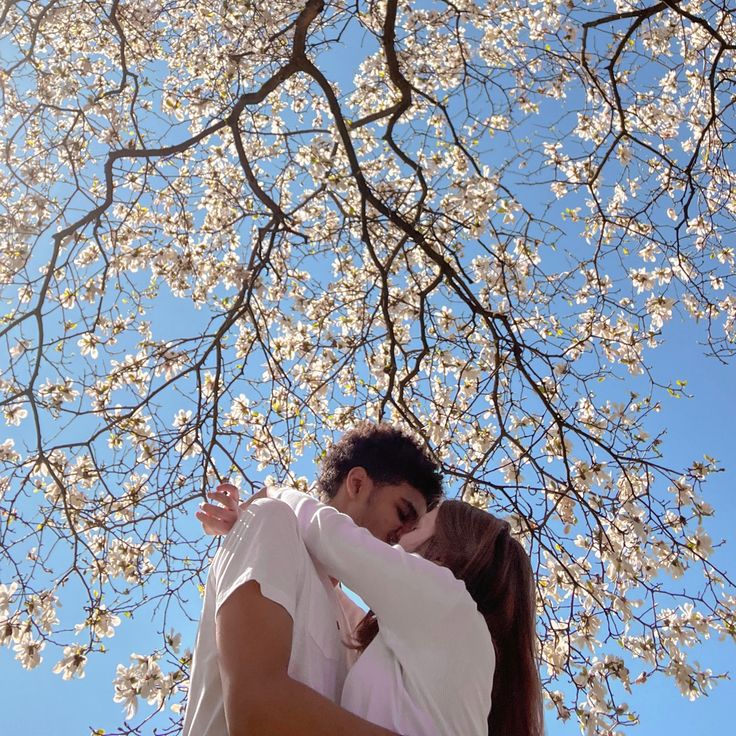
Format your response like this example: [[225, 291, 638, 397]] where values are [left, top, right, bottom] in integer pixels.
[[353, 500, 543, 736]]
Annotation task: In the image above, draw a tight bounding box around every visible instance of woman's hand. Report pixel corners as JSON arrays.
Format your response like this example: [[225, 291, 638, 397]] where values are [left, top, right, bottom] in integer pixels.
[[398, 506, 439, 552], [196, 483, 269, 535], [197, 483, 241, 536]]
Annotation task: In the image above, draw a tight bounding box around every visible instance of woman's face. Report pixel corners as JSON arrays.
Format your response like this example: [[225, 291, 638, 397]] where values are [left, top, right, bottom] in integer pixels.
[[398, 506, 439, 553]]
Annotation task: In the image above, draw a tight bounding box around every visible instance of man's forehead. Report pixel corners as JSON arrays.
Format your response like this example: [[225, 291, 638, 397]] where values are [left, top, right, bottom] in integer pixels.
[[375, 481, 428, 515]]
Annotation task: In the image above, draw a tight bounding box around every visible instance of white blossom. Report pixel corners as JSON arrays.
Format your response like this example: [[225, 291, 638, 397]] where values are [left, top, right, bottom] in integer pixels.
[[14, 638, 45, 670], [53, 645, 88, 680]]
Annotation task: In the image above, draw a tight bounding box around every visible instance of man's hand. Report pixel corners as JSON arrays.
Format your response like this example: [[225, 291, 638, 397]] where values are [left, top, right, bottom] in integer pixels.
[[197, 483, 267, 536]]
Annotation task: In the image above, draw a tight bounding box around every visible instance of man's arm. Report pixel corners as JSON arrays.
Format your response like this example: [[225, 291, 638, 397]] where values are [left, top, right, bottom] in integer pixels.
[[217, 580, 399, 736]]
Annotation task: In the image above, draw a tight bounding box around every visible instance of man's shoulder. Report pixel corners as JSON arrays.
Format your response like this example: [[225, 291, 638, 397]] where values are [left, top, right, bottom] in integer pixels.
[[211, 495, 305, 585], [218, 496, 300, 559], [237, 494, 298, 530]]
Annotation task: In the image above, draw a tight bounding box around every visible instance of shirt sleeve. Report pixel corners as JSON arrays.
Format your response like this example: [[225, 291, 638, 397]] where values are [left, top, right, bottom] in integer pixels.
[[267, 487, 468, 655], [211, 497, 304, 621]]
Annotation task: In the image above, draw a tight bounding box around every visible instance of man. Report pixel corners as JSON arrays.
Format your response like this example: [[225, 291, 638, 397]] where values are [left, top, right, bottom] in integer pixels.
[[182, 422, 442, 735]]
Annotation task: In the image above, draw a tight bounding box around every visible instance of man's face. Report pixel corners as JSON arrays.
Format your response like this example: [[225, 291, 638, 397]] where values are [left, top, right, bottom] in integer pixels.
[[356, 481, 428, 544]]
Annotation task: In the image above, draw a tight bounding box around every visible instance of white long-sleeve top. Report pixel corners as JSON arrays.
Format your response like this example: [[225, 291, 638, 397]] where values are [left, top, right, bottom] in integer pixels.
[[268, 487, 494, 736]]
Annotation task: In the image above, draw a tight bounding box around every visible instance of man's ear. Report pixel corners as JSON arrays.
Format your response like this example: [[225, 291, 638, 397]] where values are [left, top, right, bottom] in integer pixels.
[[344, 466, 372, 499]]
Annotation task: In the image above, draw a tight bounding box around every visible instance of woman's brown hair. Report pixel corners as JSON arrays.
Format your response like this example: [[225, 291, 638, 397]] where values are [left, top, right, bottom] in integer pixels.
[[353, 500, 543, 736]]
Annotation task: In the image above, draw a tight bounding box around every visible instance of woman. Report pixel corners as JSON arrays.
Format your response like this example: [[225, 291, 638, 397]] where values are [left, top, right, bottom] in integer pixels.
[[200, 485, 543, 736]]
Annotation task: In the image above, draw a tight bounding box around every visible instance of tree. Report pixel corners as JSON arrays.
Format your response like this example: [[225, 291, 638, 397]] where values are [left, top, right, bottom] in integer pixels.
[[1, 0, 734, 733]]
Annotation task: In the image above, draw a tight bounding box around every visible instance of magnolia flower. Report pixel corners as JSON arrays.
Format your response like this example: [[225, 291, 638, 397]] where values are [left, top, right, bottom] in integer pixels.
[[113, 653, 180, 719], [0, 616, 22, 646], [14, 638, 44, 670], [0, 582, 18, 615], [75, 605, 121, 639], [53, 645, 88, 680], [165, 630, 181, 653], [3, 402, 28, 427], [77, 333, 100, 358], [25, 591, 59, 634]]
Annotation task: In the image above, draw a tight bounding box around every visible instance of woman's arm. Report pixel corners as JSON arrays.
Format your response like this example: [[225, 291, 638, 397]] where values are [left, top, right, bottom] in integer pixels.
[[266, 487, 463, 652], [197, 484, 466, 653]]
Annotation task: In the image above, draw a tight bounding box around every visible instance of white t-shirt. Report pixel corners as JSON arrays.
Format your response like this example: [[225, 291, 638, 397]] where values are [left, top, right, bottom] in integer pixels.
[[269, 487, 495, 736], [182, 496, 356, 736]]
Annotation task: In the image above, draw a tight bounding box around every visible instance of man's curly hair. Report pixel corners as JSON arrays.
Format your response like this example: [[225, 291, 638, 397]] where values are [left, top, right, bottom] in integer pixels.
[[317, 422, 442, 506]]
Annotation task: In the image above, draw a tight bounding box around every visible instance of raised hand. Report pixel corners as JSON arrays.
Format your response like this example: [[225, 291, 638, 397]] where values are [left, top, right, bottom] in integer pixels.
[[196, 483, 241, 536]]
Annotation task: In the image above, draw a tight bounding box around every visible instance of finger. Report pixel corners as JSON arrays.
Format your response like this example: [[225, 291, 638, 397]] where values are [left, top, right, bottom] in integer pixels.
[[196, 510, 232, 535], [216, 483, 239, 498], [208, 490, 239, 510], [195, 510, 216, 533], [199, 502, 237, 520], [214, 485, 240, 507]]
